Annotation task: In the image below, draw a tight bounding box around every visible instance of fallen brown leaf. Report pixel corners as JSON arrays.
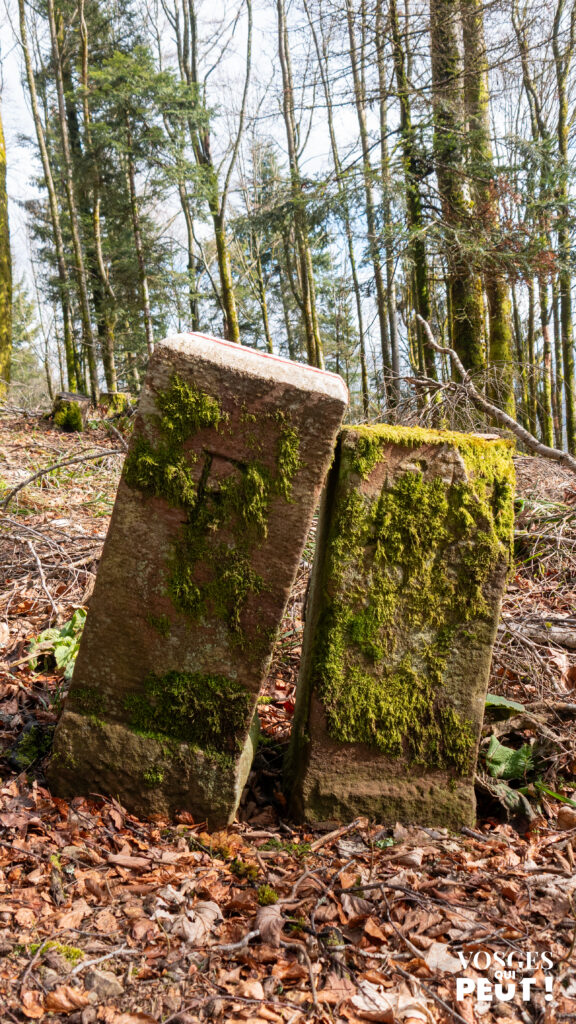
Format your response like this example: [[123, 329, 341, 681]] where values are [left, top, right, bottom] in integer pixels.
[[317, 972, 356, 1005], [44, 985, 90, 1012], [21, 990, 45, 1019], [557, 806, 576, 829], [256, 904, 284, 947], [236, 979, 265, 999]]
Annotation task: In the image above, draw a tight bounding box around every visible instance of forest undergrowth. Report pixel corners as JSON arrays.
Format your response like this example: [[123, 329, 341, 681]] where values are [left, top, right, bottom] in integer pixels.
[[0, 409, 575, 1024]]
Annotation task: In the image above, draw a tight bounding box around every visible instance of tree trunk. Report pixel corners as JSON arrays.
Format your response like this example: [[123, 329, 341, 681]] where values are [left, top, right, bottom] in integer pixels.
[[527, 277, 538, 435], [461, 0, 515, 412], [390, 0, 436, 379], [0, 100, 11, 394], [553, 0, 576, 452], [17, 0, 77, 391], [178, 183, 199, 331], [277, 0, 323, 368], [552, 272, 564, 449], [125, 135, 154, 357], [538, 277, 554, 447], [46, 0, 98, 401], [305, 0, 368, 407], [345, 0, 390, 383], [376, 4, 400, 397], [429, 0, 485, 372]]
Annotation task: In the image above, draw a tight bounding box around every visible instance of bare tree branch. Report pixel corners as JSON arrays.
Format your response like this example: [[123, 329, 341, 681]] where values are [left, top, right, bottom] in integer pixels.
[[416, 314, 576, 474]]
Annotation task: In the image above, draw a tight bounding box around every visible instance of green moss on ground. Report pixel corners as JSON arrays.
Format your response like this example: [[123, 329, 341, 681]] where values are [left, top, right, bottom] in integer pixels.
[[29, 942, 84, 965], [312, 425, 514, 775]]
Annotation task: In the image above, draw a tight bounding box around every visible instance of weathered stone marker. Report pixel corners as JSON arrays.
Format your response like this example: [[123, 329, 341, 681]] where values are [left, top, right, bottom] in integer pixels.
[[50, 334, 347, 825], [288, 424, 514, 828]]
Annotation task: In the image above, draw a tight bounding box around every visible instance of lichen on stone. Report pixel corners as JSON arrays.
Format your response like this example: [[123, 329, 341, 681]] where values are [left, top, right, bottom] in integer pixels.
[[311, 425, 514, 775]]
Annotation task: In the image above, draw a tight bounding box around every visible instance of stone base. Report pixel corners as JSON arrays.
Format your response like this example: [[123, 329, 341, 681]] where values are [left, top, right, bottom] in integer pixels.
[[293, 698, 475, 828], [48, 712, 260, 827]]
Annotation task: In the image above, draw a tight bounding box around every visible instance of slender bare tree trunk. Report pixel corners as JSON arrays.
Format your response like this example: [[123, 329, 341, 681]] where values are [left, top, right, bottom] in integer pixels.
[[77, 0, 117, 392], [389, 0, 435, 378], [17, 0, 77, 391], [305, 0, 367, 405], [345, 0, 390, 382], [277, 0, 323, 367], [0, 99, 11, 395], [125, 127, 154, 357], [553, 0, 576, 452], [375, 4, 399, 394], [46, 0, 98, 400]]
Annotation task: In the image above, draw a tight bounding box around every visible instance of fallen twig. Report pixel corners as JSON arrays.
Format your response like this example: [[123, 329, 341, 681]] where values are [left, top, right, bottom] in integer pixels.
[[26, 540, 58, 618], [70, 943, 140, 976], [1, 448, 124, 511]]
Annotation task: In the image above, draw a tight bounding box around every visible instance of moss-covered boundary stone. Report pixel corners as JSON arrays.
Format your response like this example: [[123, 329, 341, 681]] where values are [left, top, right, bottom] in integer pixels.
[[287, 424, 515, 828], [49, 333, 348, 826]]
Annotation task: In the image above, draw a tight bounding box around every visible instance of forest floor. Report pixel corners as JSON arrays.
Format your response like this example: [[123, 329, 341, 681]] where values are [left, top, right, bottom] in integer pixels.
[[0, 410, 575, 1024]]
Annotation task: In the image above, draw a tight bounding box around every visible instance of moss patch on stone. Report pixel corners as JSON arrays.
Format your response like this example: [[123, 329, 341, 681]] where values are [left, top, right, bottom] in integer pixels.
[[142, 765, 165, 787], [124, 372, 302, 642], [312, 426, 514, 775], [124, 670, 253, 757], [146, 613, 171, 639], [66, 686, 107, 718], [54, 401, 83, 433]]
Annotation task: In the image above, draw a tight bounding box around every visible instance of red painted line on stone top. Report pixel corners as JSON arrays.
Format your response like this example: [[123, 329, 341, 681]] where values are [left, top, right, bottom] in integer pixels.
[[175, 331, 348, 387]]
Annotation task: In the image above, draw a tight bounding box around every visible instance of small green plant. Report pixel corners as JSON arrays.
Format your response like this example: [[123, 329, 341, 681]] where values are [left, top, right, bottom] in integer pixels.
[[485, 736, 535, 781], [28, 609, 87, 680], [374, 837, 395, 850], [257, 884, 279, 906], [230, 858, 258, 880]]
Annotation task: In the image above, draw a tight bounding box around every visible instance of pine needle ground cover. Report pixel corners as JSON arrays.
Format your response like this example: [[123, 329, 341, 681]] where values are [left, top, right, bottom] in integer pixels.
[[0, 410, 575, 1023]]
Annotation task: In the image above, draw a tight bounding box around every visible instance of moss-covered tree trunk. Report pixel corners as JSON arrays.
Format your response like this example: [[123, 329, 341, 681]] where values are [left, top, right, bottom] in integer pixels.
[[461, 0, 515, 413], [0, 100, 11, 395], [429, 0, 485, 373], [390, 0, 436, 379], [345, 0, 391, 385]]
